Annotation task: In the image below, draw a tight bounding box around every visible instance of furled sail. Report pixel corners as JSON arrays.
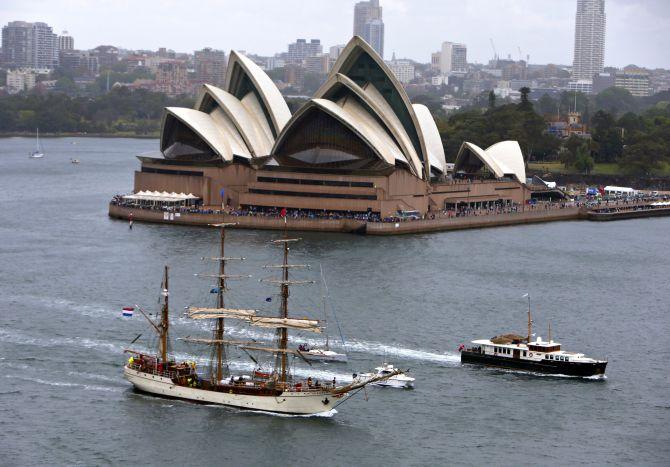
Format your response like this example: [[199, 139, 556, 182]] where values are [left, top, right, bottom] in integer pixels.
[[249, 316, 322, 333], [187, 307, 256, 320]]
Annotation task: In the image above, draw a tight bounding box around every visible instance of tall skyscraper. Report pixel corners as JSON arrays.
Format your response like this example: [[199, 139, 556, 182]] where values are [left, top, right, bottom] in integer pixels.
[[353, 0, 384, 57], [2, 20, 59, 69], [58, 31, 74, 51], [439, 42, 467, 75], [364, 19, 384, 58], [572, 0, 606, 81]]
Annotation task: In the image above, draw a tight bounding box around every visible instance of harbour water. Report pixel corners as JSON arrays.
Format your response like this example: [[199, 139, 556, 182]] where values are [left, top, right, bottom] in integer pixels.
[[0, 137, 668, 465]]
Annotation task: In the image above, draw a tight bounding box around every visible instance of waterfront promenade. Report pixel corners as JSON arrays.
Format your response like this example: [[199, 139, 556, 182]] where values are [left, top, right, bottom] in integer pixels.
[[109, 202, 585, 234]]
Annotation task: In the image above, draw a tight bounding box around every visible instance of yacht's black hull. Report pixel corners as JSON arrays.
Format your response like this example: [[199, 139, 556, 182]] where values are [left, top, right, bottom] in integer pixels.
[[461, 351, 606, 377]]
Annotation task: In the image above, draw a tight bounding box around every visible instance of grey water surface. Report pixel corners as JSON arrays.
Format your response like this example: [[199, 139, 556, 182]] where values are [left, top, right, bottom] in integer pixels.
[[0, 137, 668, 466]]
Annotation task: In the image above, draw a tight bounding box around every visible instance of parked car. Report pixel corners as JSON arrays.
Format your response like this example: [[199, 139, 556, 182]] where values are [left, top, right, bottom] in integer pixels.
[[397, 210, 421, 220]]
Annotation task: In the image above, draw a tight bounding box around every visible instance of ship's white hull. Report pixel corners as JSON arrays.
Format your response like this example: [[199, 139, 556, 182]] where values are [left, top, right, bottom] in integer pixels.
[[123, 366, 346, 415], [369, 378, 414, 389]]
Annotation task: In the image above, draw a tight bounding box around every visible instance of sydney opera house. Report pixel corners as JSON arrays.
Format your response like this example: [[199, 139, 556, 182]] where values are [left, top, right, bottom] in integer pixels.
[[127, 36, 530, 219]]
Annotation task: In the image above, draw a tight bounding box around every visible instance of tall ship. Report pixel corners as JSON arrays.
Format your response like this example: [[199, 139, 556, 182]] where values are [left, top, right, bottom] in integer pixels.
[[123, 221, 399, 415], [460, 296, 607, 377]]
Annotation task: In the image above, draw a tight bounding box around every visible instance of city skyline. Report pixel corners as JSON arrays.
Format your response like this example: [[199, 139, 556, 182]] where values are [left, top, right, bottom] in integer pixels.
[[1, 0, 669, 69]]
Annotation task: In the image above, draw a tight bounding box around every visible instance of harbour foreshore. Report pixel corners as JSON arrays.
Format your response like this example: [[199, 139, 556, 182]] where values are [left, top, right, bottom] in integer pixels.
[[109, 203, 587, 235]]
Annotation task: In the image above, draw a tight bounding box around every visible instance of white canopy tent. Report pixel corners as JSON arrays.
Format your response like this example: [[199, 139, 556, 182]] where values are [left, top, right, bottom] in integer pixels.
[[603, 186, 637, 197], [122, 191, 201, 206]]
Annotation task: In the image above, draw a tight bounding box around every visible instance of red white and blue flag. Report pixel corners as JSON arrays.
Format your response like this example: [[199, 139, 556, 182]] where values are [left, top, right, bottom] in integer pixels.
[[122, 307, 134, 317]]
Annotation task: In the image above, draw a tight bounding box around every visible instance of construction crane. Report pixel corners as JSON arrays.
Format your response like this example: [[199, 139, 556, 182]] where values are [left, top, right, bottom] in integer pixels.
[[489, 38, 498, 64]]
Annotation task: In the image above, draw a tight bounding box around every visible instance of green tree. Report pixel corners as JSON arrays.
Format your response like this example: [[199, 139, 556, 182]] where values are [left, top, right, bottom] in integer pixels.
[[595, 87, 638, 116], [488, 90, 496, 109], [574, 146, 595, 174], [537, 93, 557, 117], [518, 87, 532, 112], [619, 140, 668, 176], [561, 134, 584, 168]]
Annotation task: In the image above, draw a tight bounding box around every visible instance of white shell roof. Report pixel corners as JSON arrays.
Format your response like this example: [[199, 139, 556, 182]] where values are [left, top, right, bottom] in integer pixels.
[[197, 84, 273, 157], [225, 51, 291, 136], [273, 98, 399, 167], [485, 141, 526, 183], [336, 95, 407, 167], [454, 141, 526, 184], [314, 36, 439, 179], [412, 104, 446, 174], [163, 107, 233, 161], [313, 73, 421, 177]]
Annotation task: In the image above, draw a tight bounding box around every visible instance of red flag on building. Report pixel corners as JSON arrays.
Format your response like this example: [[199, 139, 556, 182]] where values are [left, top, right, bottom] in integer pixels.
[[280, 207, 287, 218]]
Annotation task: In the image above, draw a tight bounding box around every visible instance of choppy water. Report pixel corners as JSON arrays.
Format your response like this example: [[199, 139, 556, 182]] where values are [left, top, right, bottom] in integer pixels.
[[0, 137, 668, 466]]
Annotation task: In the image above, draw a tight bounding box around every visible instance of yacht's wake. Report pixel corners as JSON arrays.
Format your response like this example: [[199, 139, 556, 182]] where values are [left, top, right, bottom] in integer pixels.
[[6, 374, 123, 393], [208, 405, 338, 418], [476, 365, 608, 380]]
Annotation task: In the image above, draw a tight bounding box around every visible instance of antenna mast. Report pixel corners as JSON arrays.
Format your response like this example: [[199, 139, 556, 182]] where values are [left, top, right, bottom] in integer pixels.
[[526, 294, 532, 344]]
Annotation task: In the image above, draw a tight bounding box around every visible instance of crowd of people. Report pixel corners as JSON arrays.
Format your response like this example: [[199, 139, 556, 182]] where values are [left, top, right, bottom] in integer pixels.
[[227, 206, 382, 222], [111, 192, 667, 225]]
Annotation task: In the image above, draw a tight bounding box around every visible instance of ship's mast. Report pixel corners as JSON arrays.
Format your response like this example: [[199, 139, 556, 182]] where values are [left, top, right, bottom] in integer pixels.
[[280, 222, 289, 385], [214, 224, 226, 383], [160, 265, 169, 363]]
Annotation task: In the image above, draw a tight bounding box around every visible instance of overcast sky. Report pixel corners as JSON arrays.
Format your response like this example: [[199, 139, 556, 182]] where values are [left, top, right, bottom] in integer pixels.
[[2, 0, 669, 69]]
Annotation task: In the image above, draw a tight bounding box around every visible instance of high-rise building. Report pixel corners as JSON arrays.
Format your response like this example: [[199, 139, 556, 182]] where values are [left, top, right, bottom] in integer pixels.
[[305, 54, 330, 75], [572, 0, 606, 81], [364, 19, 384, 58], [615, 68, 651, 97], [439, 42, 467, 75], [154, 60, 190, 97], [287, 39, 322, 64], [58, 31, 74, 51], [1, 21, 59, 69], [6, 68, 38, 94], [353, 0, 384, 57], [329, 44, 346, 61], [91, 45, 119, 70], [194, 48, 227, 87], [387, 54, 415, 84], [430, 52, 441, 71]]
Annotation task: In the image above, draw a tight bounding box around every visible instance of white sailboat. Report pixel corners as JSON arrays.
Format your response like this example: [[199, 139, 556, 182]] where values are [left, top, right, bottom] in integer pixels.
[[297, 265, 348, 363], [123, 221, 399, 415], [29, 128, 44, 158]]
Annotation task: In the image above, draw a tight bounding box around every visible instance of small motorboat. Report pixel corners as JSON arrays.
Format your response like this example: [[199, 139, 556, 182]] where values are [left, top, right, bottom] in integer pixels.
[[356, 363, 414, 389], [70, 158, 80, 164]]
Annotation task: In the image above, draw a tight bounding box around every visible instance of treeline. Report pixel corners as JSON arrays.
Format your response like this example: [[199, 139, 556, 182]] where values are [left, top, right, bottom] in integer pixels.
[[557, 104, 670, 176], [0, 87, 193, 135], [434, 88, 670, 176], [436, 89, 558, 161]]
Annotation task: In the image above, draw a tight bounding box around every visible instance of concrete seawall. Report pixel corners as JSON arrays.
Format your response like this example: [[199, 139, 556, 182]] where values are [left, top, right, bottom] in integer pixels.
[[109, 204, 584, 235], [587, 206, 670, 221], [109, 204, 366, 233], [365, 207, 583, 235]]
